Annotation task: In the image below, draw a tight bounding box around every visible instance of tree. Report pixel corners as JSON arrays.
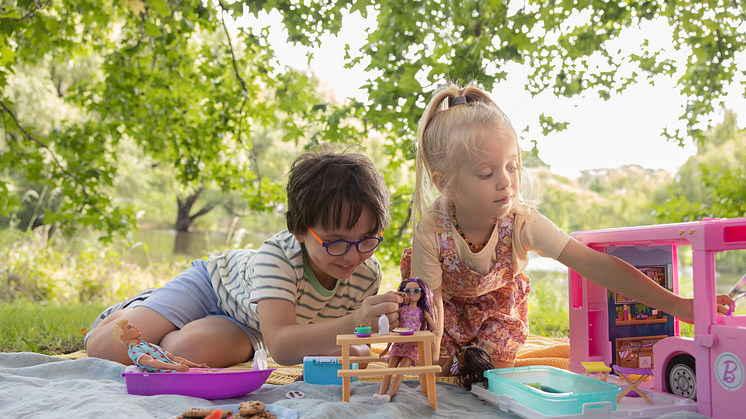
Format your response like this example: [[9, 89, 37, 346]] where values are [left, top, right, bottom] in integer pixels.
[[0, 0, 352, 240], [654, 109, 746, 222], [2, 0, 744, 250]]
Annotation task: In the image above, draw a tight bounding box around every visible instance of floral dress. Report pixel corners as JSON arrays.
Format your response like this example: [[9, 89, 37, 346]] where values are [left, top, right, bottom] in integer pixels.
[[401, 201, 531, 363], [385, 305, 423, 364], [128, 341, 179, 373]]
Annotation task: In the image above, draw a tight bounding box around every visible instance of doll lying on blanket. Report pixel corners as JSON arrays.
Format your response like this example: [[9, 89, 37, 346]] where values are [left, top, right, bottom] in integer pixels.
[[113, 318, 208, 373]]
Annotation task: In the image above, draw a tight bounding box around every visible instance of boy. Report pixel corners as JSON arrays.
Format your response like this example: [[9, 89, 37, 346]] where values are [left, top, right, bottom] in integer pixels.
[[85, 145, 401, 367]]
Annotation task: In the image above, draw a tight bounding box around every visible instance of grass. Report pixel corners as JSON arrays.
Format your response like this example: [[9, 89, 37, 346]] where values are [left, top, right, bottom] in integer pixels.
[[0, 300, 107, 354]]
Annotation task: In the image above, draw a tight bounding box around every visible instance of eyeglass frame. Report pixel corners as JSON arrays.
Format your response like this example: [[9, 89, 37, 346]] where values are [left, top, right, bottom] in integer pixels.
[[306, 226, 383, 256], [401, 287, 421, 296]]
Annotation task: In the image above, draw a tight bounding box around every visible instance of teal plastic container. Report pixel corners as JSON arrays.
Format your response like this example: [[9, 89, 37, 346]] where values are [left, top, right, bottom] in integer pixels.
[[303, 356, 358, 385], [484, 366, 620, 416]]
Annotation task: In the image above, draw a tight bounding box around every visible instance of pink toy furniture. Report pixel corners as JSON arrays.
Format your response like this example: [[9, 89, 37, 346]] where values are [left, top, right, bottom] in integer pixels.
[[567, 217, 746, 419]]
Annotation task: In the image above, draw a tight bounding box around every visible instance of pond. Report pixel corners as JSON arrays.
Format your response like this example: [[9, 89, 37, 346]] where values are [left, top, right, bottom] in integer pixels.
[[124, 228, 275, 267]]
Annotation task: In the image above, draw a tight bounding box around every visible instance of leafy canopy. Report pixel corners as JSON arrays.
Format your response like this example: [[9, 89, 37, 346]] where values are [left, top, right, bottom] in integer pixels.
[[1, 0, 744, 241]]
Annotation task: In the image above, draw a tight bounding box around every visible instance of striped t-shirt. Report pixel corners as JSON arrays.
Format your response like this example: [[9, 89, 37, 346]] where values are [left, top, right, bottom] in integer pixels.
[[207, 230, 381, 332]]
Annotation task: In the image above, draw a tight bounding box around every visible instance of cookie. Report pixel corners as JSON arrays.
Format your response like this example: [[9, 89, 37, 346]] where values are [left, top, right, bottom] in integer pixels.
[[182, 408, 214, 418], [180, 408, 233, 418], [238, 401, 266, 416], [246, 411, 276, 419]]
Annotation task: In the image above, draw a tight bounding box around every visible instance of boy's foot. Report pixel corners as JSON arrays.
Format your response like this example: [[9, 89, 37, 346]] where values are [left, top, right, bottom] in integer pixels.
[[83, 288, 156, 349], [381, 395, 390, 404], [372, 393, 382, 406]]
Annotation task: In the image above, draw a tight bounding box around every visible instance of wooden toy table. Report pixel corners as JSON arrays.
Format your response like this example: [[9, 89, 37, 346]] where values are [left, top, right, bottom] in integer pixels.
[[336, 331, 441, 409]]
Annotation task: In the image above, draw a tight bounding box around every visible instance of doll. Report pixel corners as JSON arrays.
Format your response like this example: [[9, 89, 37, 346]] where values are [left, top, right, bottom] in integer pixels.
[[112, 318, 208, 373], [374, 277, 439, 405], [449, 345, 494, 389]]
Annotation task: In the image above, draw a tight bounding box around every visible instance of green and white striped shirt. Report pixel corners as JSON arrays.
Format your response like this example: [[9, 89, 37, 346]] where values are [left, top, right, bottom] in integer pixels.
[[207, 230, 381, 332]]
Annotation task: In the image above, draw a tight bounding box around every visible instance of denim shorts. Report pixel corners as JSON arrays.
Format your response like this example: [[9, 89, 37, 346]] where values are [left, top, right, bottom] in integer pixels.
[[89, 259, 264, 354]]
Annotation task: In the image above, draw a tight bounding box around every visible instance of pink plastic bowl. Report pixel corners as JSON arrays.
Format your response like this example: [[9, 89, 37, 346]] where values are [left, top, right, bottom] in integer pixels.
[[122, 368, 275, 399]]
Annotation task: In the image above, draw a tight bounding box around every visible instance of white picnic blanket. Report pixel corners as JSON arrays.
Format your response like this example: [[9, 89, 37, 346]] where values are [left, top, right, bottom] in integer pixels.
[[0, 352, 710, 419]]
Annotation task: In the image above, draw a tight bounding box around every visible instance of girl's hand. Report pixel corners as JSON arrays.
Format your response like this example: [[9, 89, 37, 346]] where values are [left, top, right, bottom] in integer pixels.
[[354, 292, 401, 331]]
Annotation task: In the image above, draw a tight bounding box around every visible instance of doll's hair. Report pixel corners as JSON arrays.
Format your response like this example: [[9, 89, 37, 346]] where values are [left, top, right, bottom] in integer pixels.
[[286, 143, 391, 236], [398, 277, 436, 332], [412, 82, 535, 232], [112, 318, 129, 344], [454, 345, 493, 389]]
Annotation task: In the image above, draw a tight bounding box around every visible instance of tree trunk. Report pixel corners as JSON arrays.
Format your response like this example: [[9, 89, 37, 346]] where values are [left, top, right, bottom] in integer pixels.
[[175, 186, 217, 232]]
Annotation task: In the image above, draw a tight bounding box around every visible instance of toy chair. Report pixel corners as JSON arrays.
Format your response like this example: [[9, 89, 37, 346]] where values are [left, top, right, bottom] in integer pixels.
[[581, 362, 611, 382], [613, 364, 652, 405]]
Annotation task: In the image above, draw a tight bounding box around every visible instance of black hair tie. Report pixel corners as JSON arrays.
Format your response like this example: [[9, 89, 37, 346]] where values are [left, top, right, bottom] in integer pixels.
[[449, 96, 468, 107]]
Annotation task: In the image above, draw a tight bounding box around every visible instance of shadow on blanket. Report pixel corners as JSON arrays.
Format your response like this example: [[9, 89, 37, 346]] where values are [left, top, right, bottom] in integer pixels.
[[58, 335, 569, 385]]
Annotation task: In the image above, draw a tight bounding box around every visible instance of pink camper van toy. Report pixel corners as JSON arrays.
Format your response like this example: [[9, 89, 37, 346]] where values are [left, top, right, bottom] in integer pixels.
[[568, 217, 746, 419]]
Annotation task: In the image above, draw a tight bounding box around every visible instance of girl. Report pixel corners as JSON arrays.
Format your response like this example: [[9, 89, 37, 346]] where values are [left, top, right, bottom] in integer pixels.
[[375, 277, 438, 405], [400, 82, 733, 375]]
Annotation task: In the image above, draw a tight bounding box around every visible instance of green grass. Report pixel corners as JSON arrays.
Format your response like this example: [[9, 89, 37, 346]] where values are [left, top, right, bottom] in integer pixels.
[[0, 300, 107, 354]]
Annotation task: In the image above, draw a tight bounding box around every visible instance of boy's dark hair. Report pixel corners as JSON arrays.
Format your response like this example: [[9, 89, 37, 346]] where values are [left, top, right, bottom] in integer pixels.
[[286, 144, 390, 235]]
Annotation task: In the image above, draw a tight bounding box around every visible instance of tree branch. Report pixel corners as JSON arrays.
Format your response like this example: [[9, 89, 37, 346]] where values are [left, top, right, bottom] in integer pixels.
[[0, 99, 114, 230], [219, 10, 249, 146]]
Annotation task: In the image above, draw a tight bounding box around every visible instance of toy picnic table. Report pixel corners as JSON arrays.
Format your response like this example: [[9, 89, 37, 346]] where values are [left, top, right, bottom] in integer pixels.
[[336, 331, 441, 409]]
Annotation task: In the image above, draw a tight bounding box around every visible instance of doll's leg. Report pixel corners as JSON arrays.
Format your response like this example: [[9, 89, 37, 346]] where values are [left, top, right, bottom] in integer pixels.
[[85, 306, 177, 365], [385, 356, 414, 399], [159, 316, 254, 367], [379, 356, 401, 395]]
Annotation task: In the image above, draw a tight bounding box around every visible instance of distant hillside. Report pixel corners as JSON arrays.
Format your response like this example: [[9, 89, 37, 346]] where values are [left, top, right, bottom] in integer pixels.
[[526, 165, 674, 232]]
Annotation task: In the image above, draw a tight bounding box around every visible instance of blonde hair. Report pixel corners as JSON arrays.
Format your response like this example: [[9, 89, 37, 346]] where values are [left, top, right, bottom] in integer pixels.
[[412, 82, 534, 231], [112, 318, 130, 344]]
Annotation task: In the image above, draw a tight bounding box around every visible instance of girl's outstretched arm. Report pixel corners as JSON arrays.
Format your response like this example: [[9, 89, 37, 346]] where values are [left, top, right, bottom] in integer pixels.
[[557, 239, 732, 324]]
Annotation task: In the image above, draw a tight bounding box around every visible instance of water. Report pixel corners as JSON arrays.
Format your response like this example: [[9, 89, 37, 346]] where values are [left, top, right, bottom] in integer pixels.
[[131, 229, 275, 266]]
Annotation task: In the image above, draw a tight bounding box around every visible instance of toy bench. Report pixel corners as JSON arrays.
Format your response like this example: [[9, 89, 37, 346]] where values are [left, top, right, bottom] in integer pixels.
[[336, 331, 439, 409]]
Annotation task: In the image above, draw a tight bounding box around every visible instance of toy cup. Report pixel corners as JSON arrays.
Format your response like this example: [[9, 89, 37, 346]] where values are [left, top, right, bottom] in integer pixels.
[[354, 326, 372, 334]]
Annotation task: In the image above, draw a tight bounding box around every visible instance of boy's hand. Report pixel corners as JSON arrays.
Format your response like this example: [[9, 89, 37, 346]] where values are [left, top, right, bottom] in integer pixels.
[[354, 291, 401, 331]]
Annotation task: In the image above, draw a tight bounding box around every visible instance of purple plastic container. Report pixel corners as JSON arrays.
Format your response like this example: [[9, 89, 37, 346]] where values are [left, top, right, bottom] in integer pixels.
[[122, 368, 275, 399]]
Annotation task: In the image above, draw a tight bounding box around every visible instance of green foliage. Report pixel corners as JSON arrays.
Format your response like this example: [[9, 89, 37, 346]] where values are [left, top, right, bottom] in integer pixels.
[[533, 165, 671, 233], [0, 226, 189, 304], [528, 271, 569, 338], [4, 0, 745, 241], [1, 0, 356, 240], [654, 110, 746, 222]]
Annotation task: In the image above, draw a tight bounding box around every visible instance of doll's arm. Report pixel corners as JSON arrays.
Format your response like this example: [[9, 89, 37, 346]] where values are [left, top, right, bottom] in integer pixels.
[[168, 353, 208, 368], [424, 312, 440, 337], [138, 355, 189, 372], [379, 342, 393, 358]]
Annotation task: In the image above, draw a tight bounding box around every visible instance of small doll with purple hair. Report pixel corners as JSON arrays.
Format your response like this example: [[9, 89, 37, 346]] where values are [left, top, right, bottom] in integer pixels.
[[374, 277, 439, 405]]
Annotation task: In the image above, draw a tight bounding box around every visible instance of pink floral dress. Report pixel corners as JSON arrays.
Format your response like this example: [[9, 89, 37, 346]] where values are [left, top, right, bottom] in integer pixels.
[[385, 305, 422, 364], [401, 201, 531, 363]]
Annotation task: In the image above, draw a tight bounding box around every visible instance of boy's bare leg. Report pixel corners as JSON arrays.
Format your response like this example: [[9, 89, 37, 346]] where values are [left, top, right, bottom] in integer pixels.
[[85, 306, 254, 368], [159, 316, 254, 368], [85, 306, 178, 365]]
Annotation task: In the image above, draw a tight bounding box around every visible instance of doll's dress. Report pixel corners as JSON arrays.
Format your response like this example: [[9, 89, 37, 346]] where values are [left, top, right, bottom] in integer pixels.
[[400, 200, 530, 364], [128, 340, 179, 373], [385, 305, 422, 364]]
